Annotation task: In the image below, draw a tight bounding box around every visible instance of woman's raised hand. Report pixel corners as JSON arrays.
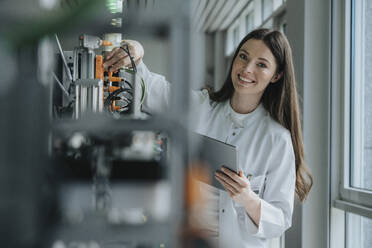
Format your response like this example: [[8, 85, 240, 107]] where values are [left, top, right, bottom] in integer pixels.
[[103, 40, 144, 72]]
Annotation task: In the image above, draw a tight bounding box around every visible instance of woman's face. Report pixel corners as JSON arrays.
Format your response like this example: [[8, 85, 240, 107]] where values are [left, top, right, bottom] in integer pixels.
[[231, 39, 280, 97]]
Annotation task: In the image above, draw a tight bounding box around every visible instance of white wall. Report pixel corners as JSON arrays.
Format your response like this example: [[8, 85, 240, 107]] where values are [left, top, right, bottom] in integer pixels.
[[140, 38, 171, 79]]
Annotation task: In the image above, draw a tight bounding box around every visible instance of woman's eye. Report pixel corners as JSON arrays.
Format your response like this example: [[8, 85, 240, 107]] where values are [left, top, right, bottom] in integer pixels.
[[239, 53, 247, 60], [257, 63, 267, 68]]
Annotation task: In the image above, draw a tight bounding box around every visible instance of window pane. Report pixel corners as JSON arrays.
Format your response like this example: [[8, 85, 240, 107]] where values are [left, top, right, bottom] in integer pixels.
[[275, 12, 287, 34], [281, 22, 287, 34], [233, 27, 239, 48], [246, 12, 254, 33], [346, 213, 372, 248], [350, 0, 372, 191], [262, 0, 273, 20]]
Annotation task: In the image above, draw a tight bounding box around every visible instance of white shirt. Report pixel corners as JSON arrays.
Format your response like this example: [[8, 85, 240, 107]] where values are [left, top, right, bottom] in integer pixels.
[[138, 62, 296, 248]]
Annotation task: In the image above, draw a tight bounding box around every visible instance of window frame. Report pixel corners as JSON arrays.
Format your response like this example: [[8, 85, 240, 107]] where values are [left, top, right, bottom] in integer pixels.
[[225, 0, 286, 57], [225, 19, 240, 56], [262, 0, 274, 21], [331, 0, 372, 220], [225, 1, 255, 56]]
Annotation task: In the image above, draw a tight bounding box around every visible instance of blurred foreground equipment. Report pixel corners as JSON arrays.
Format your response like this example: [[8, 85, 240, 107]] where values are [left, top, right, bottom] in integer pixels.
[[0, 0, 195, 247]]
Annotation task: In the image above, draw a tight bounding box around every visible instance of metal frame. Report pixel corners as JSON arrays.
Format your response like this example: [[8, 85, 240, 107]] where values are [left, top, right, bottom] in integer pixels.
[[329, 0, 372, 247], [50, 1, 193, 247], [224, 0, 286, 57], [299, 0, 332, 247], [330, 0, 347, 246], [331, 0, 372, 219]]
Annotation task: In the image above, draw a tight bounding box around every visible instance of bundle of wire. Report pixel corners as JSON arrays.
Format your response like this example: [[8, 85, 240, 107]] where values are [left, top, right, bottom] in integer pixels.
[[104, 43, 146, 115], [104, 82, 133, 114]]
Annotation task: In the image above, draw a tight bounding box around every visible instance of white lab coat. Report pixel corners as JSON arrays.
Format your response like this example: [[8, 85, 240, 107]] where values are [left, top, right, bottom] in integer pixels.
[[137, 62, 296, 248]]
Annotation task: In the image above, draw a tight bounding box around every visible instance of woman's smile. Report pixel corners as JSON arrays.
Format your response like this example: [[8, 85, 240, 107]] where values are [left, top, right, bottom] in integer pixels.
[[237, 73, 256, 86]]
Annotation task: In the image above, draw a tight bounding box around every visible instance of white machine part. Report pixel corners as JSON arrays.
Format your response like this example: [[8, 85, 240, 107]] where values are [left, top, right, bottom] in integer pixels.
[[103, 33, 122, 52]]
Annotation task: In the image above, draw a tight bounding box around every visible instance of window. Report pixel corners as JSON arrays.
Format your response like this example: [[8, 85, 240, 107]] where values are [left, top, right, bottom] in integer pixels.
[[225, 21, 240, 56], [233, 26, 240, 48], [274, 12, 286, 34], [350, 0, 372, 193], [281, 22, 287, 34], [332, 0, 372, 246], [346, 213, 372, 248], [344, 1, 372, 246], [347, 0, 372, 199], [245, 12, 254, 33], [224, 0, 286, 57], [262, 0, 273, 21]]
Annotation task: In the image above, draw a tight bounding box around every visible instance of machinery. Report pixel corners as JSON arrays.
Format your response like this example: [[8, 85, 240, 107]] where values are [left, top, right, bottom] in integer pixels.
[[0, 0, 210, 247], [53, 33, 144, 119], [50, 23, 171, 248]]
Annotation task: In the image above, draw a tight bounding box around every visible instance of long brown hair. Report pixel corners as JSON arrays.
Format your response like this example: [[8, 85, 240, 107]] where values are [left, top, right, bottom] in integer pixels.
[[209, 28, 313, 202]]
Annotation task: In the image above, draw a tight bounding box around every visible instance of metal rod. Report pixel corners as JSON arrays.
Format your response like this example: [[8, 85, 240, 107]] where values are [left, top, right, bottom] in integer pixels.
[[52, 72, 70, 97], [55, 33, 73, 82], [75, 85, 80, 119]]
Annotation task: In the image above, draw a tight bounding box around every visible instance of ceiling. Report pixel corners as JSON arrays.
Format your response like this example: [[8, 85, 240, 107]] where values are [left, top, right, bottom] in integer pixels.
[[191, 0, 251, 33]]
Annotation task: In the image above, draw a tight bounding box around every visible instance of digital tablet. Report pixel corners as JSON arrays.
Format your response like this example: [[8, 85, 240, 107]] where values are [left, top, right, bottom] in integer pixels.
[[191, 133, 239, 190]]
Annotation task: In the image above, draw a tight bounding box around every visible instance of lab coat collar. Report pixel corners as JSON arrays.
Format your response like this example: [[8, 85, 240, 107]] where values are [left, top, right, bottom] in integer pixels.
[[224, 100, 266, 128]]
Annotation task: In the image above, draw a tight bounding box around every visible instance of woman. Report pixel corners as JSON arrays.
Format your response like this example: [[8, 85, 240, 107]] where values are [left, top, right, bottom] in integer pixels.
[[103, 29, 313, 248]]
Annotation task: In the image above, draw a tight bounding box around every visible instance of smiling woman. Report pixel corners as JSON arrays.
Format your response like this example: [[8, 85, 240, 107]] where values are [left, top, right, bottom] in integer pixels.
[[103, 28, 313, 248], [229, 39, 282, 114], [209, 29, 312, 199]]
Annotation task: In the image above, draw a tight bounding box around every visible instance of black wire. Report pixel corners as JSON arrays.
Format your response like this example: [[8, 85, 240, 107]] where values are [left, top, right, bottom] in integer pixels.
[[104, 88, 131, 105], [120, 44, 137, 73], [113, 96, 131, 103], [104, 88, 133, 113], [123, 79, 133, 89]]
